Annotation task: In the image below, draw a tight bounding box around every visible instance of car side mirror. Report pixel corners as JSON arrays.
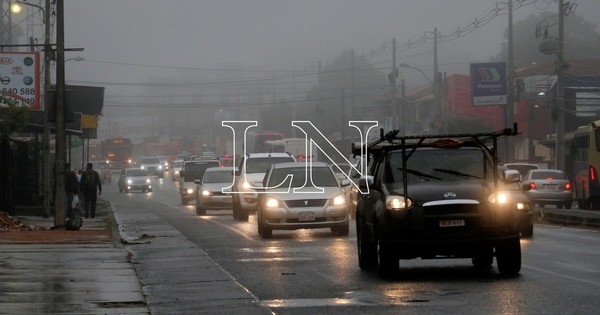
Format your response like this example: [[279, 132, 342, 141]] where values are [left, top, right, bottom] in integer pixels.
[[179, 171, 184, 177], [341, 179, 351, 187], [194, 179, 201, 185]]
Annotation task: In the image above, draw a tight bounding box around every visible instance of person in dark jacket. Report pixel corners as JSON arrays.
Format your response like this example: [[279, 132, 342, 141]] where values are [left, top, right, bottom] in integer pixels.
[[64, 162, 79, 220], [80, 163, 102, 218]]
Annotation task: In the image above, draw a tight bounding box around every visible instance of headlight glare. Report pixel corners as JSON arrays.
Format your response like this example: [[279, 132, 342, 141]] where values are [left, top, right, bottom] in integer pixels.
[[265, 198, 279, 208], [127, 179, 133, 184], [145, 178, 151, 184], [333, 194, 346, 206], [242, 181, 251, 189], [489, 191, 510, 204], [202, 190, 211, 196], [186, 188, 194, 194], [386, 195, 411, 210]]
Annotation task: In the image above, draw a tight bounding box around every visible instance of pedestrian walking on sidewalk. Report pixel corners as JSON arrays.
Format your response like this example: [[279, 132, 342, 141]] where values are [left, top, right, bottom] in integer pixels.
[[64, 162, 79, 220], [80, 163, 102, 218]]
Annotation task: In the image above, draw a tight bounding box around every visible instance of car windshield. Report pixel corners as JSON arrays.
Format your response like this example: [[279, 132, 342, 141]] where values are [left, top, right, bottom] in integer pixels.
[[268, 166, 339, 187], [387, 148, 490, 184], [203, 170, 233, 183], [127, 169, 147, 177], [506, 164, 538, 176], [531, 171, 567, 180], [246, 157, 295, 174], [141, 157, 160, 164]]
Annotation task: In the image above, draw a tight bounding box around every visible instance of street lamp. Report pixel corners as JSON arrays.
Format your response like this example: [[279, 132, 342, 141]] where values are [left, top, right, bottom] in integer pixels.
[[11, 0, 53, 218], [399, 63, 433, 84]]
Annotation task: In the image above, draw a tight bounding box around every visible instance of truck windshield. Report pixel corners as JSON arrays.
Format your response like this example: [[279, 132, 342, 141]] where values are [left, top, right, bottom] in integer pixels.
[[387, 148, 489, 183]]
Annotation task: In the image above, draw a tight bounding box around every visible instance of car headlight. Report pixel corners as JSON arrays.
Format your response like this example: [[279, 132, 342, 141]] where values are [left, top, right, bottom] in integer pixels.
[[386, 195, 412, 210], [140, 166, 145, 170], [174, 171, 180, 175], [265, 198, 280, 208], [202, 190, 211, 196], [488, 191, 511, 204], [242, 181, 251, 189], [158, 165, 163, 170], [516, 202, 530, 211], [186, 188, 194, 194], [127, 179, 133, 184], [146, 178, 151, 184], [127, 159, 132, 164], [332, 194, 346, 206]]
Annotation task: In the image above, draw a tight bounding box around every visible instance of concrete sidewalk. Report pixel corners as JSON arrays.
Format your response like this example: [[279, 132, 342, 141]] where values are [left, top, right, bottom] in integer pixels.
[[0, 200, 269, 314]]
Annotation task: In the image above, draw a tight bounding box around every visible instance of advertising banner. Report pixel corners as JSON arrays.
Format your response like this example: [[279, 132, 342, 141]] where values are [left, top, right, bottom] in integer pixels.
[[0, 52, 41, 110], [470, 61, 507, 106]]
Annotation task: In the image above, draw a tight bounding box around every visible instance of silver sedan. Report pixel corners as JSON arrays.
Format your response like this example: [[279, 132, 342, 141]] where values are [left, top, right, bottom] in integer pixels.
[[522, 169, 573, 209]]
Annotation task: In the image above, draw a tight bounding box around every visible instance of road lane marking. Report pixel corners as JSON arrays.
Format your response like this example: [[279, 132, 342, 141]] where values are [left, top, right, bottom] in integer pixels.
[[523, 264, 600, 288]]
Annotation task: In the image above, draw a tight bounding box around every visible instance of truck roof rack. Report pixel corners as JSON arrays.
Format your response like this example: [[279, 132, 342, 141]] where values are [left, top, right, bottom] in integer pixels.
[[352, 123, 519, 161]]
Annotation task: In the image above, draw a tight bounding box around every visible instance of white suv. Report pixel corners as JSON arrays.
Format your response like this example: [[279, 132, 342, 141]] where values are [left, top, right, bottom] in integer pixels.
[[140, 156, 163, 178], [232, 152, 295, 221]]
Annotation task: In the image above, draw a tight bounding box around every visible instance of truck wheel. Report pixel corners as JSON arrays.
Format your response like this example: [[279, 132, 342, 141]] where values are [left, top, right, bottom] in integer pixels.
[[472, 246, 494, 268], [357, 216, 377, 270], [496, 237, 521, 276], [377, 238, 399, 278]]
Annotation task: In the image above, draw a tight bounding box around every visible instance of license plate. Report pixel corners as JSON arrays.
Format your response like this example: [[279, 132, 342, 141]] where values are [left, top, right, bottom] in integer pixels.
[[439, 219, 465, 227], [299, 212, 315, 222], [544, 184, 558, 190]]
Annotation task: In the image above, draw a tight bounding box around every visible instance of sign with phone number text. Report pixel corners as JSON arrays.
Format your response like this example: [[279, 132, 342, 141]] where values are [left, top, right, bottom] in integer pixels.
[[0, 52, 41, 110]]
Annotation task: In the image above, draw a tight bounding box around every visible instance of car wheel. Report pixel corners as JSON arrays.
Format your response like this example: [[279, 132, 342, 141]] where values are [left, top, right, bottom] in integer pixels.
[[356, 215, 377, 270], [496, 237, 521, 276], [148, 188, 152, 192], [119, 187, 123, 193], [331, 221, 349, 236], [472, 246, 494, 268], [238, 207, 249, 221], [196, 206, 206, 216], [233, 196, 245, 220], [257, 210, 272, 238], [377, 238, 399, 278]]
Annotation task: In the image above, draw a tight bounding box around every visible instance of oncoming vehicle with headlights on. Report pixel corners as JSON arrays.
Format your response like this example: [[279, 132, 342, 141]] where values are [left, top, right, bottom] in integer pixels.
[[354, 126, 522, 277], [256, 162, 351, 238], [118, 168, 152, 193], [194, 167, 236, 215], [179, 159, 219, 205]]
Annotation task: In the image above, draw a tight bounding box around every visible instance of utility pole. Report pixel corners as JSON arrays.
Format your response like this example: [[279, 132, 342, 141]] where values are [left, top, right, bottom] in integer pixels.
[[555, 0, 566, 170], [388, 38, 398, 132], [506, 0, 515, 163], [341, 88, 346, 145], [54, 0, 66, 227], [42, 0, 51, 218], [432, 28, 442, 133]]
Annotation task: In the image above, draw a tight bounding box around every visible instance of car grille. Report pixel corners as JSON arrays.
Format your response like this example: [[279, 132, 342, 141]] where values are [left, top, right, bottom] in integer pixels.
[[285, 199, 328, 208], [132, 179, 147, 185], [147, 167, 157, 172], [423, 203, 479, 216]]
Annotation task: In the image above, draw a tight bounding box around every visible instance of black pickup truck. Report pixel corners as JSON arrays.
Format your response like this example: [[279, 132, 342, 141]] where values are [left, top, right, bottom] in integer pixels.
[[354, 125, 523, 277]]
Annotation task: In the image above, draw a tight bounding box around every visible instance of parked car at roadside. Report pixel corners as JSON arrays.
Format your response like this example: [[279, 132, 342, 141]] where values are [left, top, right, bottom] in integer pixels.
[[193, 167, 235, 215], [118, 168, 152, 193], [522, 169, 573, 209], [256, 161, 351, 238]]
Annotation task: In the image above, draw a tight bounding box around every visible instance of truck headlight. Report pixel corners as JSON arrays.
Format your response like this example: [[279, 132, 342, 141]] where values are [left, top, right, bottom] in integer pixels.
[[488, 191, 510, 204], [146, 178, 151, 184], [517, 202, 530, 211], [386, 195, 412, 210]]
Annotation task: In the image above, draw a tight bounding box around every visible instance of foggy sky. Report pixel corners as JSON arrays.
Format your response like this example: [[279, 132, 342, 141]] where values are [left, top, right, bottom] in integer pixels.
[[55, 0, 600, 119]]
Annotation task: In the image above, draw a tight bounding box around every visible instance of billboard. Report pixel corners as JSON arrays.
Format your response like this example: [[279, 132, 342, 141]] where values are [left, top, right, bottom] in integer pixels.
[[0, 52, 41, 110], [470, 62, 507, 106]]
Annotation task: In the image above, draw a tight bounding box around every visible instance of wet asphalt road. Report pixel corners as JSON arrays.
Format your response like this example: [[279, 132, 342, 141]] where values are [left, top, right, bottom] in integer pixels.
[[106, 173, 600, 314]]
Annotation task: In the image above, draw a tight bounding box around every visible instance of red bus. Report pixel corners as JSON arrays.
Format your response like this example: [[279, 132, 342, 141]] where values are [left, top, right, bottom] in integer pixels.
[[100, 138, 134, 169]]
